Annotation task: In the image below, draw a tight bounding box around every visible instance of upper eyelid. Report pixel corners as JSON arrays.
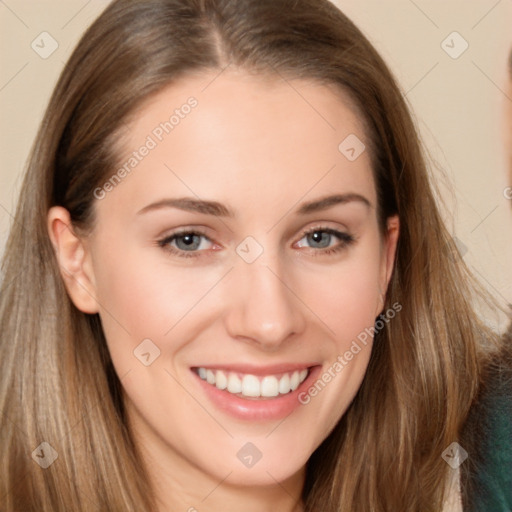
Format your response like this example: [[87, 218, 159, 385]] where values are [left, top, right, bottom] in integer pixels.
[[158, 224, 352, 248]]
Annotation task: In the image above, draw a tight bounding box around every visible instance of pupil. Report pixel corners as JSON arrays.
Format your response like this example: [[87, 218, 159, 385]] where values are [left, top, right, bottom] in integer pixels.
[[177, 234, 199, 250], [310, 231, 328, 247]]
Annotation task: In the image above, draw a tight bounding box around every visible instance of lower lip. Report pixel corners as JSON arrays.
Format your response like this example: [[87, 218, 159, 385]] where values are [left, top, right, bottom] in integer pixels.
[[192, 366, 322, 421]]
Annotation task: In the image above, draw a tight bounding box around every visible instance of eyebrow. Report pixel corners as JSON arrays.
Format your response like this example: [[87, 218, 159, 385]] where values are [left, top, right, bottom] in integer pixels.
[[136, 193, 372, 217]]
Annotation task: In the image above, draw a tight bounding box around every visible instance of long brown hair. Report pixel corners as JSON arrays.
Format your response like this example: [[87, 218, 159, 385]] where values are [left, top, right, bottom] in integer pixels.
[[0, 1, 503, 510]]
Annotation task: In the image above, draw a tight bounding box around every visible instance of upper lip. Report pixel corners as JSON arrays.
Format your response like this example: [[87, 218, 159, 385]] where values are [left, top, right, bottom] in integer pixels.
[[191, 363, 319, 376]]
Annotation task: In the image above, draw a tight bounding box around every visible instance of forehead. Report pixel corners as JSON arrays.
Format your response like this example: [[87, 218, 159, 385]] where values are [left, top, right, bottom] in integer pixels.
[[103, 70, 377, 218]]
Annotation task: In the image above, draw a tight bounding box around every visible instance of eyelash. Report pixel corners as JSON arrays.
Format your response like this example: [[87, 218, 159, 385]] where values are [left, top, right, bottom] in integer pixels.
[[156, 226, 355, 259]]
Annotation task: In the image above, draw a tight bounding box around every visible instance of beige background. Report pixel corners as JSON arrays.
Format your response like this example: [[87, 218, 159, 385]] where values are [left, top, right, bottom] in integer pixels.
[[1, 1, 512, 326]]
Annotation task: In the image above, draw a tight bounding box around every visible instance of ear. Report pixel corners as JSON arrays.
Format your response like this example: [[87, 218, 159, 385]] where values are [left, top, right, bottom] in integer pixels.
[[47, 206, 99, 314], [376, 215, 399, 315]]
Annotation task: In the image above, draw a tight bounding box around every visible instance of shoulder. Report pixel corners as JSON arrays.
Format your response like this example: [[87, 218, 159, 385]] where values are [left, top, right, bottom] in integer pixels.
[[460, 340, 512, 512]]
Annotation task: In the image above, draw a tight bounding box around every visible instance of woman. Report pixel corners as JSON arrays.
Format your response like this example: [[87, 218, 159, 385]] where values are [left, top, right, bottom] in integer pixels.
[[0, 0, 505, 510]]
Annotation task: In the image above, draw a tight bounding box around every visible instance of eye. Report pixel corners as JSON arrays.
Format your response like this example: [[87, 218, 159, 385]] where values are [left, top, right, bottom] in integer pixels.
[[157, 229, 214, 258], [295, 226, 355, 255], [157, 226, 355, 259]]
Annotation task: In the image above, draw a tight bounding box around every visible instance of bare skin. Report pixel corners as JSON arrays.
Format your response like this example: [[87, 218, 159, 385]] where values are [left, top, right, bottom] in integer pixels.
[[48, 70, 399, 512]]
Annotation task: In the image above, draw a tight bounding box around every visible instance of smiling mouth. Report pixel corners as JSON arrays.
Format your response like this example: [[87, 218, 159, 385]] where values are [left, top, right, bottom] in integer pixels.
[[192, 367, 310, 399]]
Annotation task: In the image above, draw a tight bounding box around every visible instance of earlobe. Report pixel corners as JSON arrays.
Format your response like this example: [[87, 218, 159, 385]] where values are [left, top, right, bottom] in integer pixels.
[[47, 206, 99, 314]]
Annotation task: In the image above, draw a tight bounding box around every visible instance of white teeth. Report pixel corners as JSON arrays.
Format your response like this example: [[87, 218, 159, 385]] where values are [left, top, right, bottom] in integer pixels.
[[290, 371, 300, 391], [227, 373, 242, 394], [261, 376, 279, 397], [206, 369, 215, 385], [196, 367, 310, 398], [242, 375, 260, 397], [278, 373, 291, 394], [215, 370, 227, 390]]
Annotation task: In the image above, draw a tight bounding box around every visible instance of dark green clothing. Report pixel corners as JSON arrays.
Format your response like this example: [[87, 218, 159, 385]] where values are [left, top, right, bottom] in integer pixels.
[[461, 345, 512, 512]]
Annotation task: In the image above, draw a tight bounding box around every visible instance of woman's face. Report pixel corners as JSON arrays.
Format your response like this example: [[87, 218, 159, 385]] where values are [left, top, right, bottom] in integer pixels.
[[57, 71, 398, 493]]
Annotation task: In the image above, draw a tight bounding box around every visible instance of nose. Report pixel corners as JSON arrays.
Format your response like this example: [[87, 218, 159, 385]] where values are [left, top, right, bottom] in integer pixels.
[[224, 256, 307, 351]]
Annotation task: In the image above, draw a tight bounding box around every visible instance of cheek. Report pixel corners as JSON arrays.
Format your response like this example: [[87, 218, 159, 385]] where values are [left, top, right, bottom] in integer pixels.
[[90, 241, 221, 368], [300, 242, 383, 340]]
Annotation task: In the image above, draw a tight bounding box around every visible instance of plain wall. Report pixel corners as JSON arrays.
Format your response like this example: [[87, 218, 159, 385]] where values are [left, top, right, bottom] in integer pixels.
[[1, 0, 511, 324]]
